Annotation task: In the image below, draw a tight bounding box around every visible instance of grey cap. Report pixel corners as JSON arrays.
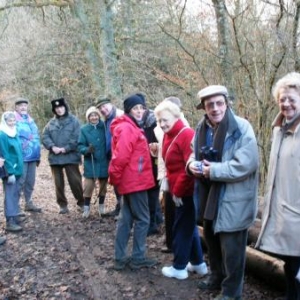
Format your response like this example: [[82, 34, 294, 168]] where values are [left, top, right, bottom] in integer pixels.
[[196, 85, 228, 109], [15, 98, 29, 106]]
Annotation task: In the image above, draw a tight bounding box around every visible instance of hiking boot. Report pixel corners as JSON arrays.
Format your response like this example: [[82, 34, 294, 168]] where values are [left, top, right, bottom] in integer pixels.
[[18, 210, 26, 217], [77, 205, 84, 212], [114, 258, 130, 270], [59, 206, 69, 214], [198, 276, 222, 291], [25, 201, 42, 212], [162, 265, 188, 280], [187, 262, 208, 276], [15, 215, 26, 225], [98, 204, 105, 216], [0, 236, 6, 245], [6, 217, 22, 232], [82, 205, 90, 218], [129, 257, 158, 270], [213, 294, 240, 300]]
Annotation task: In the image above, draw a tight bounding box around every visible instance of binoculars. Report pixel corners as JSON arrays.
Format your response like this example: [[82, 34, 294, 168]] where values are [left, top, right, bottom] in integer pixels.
[[199, 146, 218, 162]]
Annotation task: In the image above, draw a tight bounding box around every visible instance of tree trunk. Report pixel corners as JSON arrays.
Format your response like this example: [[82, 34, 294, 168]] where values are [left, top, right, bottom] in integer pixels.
[[99, 0, 122, 101], [72, 0, 102, 94], [211, 0, 234, 97]]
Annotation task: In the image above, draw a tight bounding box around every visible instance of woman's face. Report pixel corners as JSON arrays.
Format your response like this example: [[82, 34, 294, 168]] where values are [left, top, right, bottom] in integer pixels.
[[157, 110, 178, 133], [129, 104, 145, 121], [6, 117, 16, 128], [278, 87, 300, 121], [88, 112, 100, 124]]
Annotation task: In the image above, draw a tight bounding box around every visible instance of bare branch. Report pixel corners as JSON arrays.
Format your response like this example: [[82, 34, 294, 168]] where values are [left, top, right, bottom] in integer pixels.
[[0, 0, 71, 11]]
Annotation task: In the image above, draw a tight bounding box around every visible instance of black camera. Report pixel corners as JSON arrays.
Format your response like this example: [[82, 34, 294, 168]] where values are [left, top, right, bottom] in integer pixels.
[[199, 146, 218, 162]]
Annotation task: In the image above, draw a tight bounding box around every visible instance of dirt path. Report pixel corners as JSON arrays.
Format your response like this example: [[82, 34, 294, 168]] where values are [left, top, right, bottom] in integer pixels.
[[0, 150, 285, 299]]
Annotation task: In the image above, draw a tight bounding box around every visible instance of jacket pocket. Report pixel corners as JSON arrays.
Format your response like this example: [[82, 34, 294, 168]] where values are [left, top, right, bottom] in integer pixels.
[[282, 201, 300, 216]]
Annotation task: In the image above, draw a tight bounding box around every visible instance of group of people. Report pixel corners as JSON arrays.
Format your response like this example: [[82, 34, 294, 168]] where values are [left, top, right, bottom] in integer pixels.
[[107, 75, 300, 300], [0, 98, 42, 237], [0, 71, 299, 300]]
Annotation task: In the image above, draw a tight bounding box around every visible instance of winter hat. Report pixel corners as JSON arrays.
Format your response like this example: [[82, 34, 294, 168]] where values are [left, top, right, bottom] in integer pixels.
[[51, 98, 68, 113], [196, 85, 228, 109], [123, 93, 146, 113], [95, 96, 111, 108], [86, 106, 101, 121], [15, 98, 29, 106]]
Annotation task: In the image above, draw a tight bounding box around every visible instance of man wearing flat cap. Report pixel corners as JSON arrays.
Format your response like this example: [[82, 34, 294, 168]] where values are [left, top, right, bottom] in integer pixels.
[[187, 85, 259, 300], [42, 98, 84, 214], [95, 96, 123, 217], [14, 97, 42, 213]]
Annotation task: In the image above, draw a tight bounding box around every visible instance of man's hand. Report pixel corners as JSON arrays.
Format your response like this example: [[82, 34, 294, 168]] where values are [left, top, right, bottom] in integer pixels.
[[52, 146, 62, 154]]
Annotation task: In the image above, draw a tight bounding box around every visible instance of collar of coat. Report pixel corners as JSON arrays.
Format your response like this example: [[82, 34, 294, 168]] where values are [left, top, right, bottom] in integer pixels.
[[272, 112, 300, 133]]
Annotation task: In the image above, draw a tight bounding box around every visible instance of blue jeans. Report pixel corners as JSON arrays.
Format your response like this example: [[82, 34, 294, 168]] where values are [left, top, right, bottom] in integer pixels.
[[172, 195, 204, 269], [4, 177, 21, 219], [17, 161, 37, 203], [115, 190, 149, 261]]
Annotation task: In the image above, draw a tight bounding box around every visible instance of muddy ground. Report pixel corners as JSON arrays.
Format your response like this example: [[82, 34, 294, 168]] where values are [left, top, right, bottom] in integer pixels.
[[0, 150, 285, 300]]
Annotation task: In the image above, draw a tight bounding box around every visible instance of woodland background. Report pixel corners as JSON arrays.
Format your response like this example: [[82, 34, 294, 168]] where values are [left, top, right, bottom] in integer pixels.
[[0, 0, 299, 189]]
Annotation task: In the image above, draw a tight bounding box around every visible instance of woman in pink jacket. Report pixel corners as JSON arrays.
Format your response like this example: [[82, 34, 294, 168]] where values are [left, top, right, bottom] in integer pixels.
[[109, 93, 157, 271]]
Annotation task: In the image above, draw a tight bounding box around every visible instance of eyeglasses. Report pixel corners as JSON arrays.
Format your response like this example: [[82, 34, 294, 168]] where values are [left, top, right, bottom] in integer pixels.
[[278, 98, 297, 105], [204, 100, 226, 110]]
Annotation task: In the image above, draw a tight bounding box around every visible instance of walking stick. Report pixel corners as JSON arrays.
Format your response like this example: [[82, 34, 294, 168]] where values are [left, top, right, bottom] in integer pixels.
[[90, 147, 99, 206]]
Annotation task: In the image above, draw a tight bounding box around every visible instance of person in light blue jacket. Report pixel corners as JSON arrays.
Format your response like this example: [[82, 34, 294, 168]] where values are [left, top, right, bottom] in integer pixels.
[[187, 85, 259, 300], [14, 98, 42, 213]]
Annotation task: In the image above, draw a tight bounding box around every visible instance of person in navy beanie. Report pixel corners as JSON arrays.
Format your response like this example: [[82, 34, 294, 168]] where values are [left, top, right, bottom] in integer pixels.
[[109, 93, 157, 270], [123, 93, 146, 114]]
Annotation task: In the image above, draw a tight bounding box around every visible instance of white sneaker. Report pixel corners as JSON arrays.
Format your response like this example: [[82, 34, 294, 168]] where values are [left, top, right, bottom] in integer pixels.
[[99, 204, 105, 216], [162, 266, 188, 280], [186, 262, 208, 276], [82, 205, 90, 218]]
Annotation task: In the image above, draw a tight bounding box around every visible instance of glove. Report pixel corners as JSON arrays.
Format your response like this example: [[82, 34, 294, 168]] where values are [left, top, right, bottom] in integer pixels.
[[172, 195, 183, 207], [87, 144, 95, 154], [7, 175, 16, 185]]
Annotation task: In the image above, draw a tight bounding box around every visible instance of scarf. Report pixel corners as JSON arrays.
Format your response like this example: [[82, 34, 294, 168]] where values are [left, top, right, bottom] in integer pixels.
[[196, 108, 237, 220], [0, 111, 17, 137]]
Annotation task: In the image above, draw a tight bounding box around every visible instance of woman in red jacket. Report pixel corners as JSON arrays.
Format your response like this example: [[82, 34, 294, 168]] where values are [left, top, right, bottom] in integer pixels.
[[109, 93, 157, 271], [154, 100, 207, 280]]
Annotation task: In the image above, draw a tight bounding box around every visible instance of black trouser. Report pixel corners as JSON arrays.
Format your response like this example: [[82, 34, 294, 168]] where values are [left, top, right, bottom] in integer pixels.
[[280, 255, 300, 300], [164, 191, 175, 249], [147, 185, 160, 231], [51, 164, 84, 208], [204, 220, 248, 298]]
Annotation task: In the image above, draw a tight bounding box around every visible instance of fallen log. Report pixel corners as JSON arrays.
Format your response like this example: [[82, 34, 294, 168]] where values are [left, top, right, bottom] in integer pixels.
[[248, 218, 261, 245], [245, 246, 285, 290], [198, 226, 285, 290]]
